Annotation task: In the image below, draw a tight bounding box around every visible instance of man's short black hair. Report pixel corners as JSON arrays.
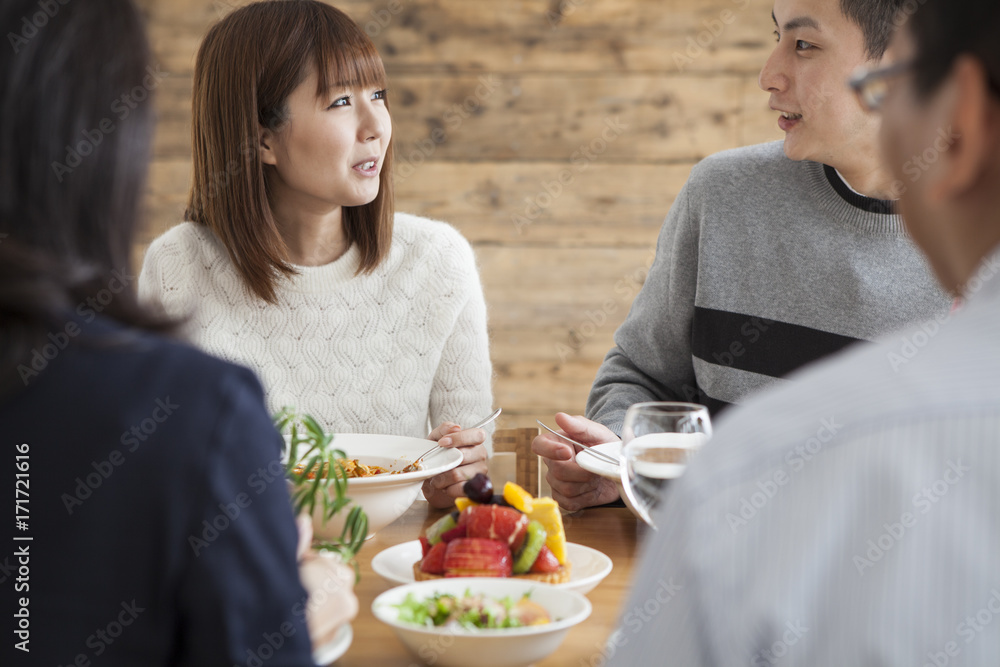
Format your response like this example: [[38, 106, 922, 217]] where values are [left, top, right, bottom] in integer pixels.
[[908, 0, 1000, 99], [839, 0, 906, 60]]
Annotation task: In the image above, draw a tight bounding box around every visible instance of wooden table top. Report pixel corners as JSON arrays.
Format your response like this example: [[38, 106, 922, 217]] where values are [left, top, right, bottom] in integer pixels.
[[326, 501, 646, 666]]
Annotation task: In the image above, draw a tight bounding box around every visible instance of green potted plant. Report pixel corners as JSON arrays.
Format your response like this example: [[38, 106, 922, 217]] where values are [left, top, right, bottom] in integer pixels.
[[275, 408, 368, 577]]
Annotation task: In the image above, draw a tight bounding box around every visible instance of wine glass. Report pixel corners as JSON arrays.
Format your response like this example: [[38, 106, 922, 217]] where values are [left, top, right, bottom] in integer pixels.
[[619, 402, 711, 527]]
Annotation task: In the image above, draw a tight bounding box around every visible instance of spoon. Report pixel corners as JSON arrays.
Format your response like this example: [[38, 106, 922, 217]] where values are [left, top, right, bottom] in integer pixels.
[[408, 407, 503, 470], [535, 420, 621, 467]]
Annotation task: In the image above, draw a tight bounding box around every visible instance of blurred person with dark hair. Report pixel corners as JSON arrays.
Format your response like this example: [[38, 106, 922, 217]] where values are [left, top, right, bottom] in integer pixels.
[[535, 0, 953, 511], [137, 0, 492, 508], [610, 0, 1000, 662], [0, 1, 346, 664]]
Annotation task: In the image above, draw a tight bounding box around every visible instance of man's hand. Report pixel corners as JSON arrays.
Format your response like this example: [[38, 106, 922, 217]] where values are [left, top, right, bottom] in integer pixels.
[[422, 422, 488, 508], [532, 412, 621, 511]]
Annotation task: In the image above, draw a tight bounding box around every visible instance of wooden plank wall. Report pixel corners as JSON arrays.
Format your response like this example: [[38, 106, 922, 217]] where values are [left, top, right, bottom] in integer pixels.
[[136, 0, 782, 430]]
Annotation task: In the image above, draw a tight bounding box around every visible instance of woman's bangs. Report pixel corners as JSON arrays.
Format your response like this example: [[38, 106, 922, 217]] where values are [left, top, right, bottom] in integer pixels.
[[313, 22, 386, 96]]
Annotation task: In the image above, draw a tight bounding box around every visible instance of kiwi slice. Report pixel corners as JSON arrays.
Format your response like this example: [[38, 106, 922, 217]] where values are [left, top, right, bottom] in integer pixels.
[[513, 520, 546, 574], [426, 513, 457, 545]]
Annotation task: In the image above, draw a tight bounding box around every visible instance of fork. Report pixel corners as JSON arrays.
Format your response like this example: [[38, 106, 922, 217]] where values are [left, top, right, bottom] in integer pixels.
[[535, 420, 621, 467], [410, 407, 503, 467]]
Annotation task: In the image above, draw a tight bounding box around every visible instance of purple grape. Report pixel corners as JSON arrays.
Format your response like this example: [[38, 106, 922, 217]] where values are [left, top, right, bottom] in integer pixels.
[[463, 473, 493, 504], [490, 494, 512, 507]]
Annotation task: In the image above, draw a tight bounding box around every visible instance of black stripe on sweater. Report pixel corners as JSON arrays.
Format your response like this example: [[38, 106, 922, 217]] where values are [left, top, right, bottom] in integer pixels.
[[691, 306, 862, 380]]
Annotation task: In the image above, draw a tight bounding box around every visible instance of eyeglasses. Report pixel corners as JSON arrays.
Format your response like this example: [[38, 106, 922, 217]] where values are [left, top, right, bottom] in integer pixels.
[[848, 61, 912, 112]]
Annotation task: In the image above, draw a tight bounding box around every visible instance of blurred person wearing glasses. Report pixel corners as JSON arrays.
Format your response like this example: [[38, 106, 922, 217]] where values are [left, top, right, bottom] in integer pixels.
[[535, 0, 954, 512], [610, 0, 1000, 662], [0, 1, 351, 664]]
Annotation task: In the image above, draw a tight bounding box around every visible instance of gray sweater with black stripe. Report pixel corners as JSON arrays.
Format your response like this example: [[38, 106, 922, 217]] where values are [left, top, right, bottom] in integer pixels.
[[587, 141, 951, 434]]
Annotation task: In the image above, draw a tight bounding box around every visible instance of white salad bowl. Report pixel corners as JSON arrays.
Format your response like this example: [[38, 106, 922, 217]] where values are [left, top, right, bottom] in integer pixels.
[[372, 577, 592, 667]]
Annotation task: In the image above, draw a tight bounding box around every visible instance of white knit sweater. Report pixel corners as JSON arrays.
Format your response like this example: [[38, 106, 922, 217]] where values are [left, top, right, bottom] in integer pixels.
[[138, 213, 493, 440]]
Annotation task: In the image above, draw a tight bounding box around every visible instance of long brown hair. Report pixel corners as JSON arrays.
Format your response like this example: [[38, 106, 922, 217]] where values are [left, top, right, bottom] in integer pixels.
[[186, 0, 395, 303]]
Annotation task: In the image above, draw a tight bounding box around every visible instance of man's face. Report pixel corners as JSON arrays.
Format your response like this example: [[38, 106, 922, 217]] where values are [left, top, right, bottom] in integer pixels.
[[759, 0, 881, 166]]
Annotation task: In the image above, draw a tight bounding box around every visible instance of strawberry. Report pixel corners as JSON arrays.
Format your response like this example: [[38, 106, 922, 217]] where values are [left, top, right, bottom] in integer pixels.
[[465, 504, 529, 553], [419, 535, 432, 558], [420, 541, 448, 575], [529, 545, 561, 574], [440, 523, 468, 543], [443, 538, 512, 577]]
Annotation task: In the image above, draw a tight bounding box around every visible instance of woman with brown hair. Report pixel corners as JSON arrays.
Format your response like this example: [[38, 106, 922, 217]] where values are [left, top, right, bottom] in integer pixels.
[[139, 0, 493, 507]]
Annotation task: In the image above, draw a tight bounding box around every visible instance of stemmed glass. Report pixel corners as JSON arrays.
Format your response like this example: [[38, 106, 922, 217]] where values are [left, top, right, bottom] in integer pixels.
[[619, 402, 711, 528]]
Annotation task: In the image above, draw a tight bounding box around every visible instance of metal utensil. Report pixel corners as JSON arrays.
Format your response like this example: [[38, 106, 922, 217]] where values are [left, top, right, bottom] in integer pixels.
[[535, 420, 621, 467], [410, 407, 503, 468]]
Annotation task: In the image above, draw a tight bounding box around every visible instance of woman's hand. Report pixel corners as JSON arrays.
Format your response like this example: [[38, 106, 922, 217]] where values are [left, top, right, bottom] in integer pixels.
[[532, 412, 621, 511], [298, 550, 358, 648], [421, 422, 489, 508]]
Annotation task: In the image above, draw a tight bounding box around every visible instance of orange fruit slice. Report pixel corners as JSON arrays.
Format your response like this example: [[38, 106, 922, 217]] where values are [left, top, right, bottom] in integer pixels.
[[502, 481, 534, 513], [526, 497, 567, 565], [455, 497, 477, 512]]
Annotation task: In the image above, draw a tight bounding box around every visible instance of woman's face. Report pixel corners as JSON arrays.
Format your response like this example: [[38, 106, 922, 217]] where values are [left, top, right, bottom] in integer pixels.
[[260, 65, 390, 214]]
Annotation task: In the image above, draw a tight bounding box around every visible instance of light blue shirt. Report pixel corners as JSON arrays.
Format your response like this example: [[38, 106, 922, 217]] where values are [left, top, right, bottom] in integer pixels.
[[607, 248, 1000, 666]]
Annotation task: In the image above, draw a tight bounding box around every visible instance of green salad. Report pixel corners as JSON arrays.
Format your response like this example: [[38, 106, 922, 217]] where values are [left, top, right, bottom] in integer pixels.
[[395, 590, 550, 629]]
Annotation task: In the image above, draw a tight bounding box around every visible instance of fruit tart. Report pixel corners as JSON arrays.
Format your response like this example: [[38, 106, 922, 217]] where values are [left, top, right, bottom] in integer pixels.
[[413, 474, 571, 584]]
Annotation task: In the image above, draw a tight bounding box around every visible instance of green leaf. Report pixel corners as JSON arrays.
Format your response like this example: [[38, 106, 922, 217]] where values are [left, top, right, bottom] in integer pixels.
[[274, 411, 369, 577]]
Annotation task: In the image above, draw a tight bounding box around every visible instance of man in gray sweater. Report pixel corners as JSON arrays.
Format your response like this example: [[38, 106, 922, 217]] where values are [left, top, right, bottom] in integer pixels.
[[609, 1, 1000, 662], [534, 0, 951, 510]]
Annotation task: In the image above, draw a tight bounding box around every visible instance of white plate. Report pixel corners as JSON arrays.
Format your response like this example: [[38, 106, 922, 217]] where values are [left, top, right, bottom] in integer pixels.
[[312, 623, 352, 665], [574, 441, 622, 480], [371, 540, 613, 595]]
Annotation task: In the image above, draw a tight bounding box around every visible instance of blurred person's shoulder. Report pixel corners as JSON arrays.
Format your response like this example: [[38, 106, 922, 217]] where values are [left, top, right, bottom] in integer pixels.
[[57, 315, 268, 432]]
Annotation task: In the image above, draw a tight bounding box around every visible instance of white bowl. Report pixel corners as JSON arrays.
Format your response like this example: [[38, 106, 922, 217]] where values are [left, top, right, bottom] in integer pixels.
[[372, 578, 592, 667], [295, 433, 463, 540]]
